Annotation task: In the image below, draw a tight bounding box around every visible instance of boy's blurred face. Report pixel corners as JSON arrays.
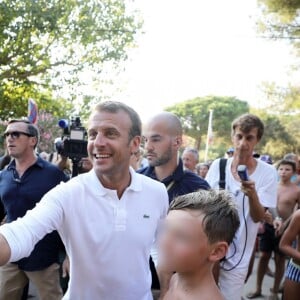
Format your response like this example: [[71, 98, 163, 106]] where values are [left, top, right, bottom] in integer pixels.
[[158, 209, 212, 272], [278, 164, 295, 181]]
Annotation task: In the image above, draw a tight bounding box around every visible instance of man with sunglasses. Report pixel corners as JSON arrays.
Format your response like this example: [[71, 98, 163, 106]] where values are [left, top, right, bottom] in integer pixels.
[[0, 119, 68, 300]]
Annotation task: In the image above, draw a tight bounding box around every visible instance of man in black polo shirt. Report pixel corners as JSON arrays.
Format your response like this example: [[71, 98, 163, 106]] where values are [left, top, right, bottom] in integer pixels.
[[139, 112, 209, 203], [0, 119, 68, 300], [138, 112, 210, 296]]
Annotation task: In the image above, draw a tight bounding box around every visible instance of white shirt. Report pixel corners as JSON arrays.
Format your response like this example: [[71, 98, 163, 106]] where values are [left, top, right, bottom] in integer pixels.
[[206, 158, 277, 269], [0, 168, 169, 300]]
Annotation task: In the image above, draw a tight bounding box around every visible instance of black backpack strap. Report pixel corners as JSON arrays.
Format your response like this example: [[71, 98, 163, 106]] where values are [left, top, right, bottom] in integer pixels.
[[219, 158, 227, 189]]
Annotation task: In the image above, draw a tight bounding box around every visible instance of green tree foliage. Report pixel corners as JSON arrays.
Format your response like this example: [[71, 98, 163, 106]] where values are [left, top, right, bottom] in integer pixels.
[[252, 110, 294, 158], [258, 0, 300, 42], [257, 0, 300, 126], [165, 96, 249, 155], [259, 81, 300, 114], [0, 0, 142, 119], [0, 81, 74, 120], [36, 110, 63, 153]]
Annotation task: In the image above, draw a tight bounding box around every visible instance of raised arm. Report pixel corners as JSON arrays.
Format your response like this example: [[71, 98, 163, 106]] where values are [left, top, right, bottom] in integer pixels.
[[0, 233, 11, 265], [0, 186, 65, 265]]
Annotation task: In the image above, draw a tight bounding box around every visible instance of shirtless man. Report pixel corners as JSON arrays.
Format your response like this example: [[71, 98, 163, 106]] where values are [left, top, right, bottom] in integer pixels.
[[159, 190, 239, 300], [279, 209, 300, 300], [272, 159, 300, 293], [247, 159, 300, 299]]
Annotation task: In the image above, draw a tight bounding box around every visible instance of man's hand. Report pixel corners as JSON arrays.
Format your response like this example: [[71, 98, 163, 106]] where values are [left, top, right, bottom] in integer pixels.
[[273, 217, 283, 236], [240, 180, 256, 198], [264, 210, 273, 225], [240, 180, 265, 222], [0, 234, 11, 266], [62, 255, 70, 278]]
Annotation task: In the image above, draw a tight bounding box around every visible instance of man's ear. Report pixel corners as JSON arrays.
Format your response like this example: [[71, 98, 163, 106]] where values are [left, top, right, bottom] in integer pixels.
[[208, 241, 228, 263], [130, 136, 141, 154], [30, 136, 38, 149], [173, 135, 182, 149]]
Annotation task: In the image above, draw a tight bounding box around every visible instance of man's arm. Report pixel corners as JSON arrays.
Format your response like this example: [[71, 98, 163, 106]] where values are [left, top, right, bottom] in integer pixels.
[[279, 210, 300, 261], [0, 234, 11, 265], [241, 180, 265, 222], [297, 188, 300, 208], [0, 188, 64, 264]]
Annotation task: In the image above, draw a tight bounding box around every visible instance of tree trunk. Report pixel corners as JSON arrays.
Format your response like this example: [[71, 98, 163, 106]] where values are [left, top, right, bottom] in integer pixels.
[[195, 135, 201, 151]]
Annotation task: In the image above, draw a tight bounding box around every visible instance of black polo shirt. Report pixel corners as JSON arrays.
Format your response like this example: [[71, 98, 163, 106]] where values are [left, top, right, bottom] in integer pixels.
[[138, 159, 210, 203]]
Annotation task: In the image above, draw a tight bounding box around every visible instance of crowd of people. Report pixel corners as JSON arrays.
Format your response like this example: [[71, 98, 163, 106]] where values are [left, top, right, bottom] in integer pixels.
[[0, 101, 299, 300]]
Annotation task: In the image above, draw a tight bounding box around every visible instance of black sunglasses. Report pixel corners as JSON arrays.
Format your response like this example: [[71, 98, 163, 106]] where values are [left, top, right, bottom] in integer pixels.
[[3, 131, 34, 139]]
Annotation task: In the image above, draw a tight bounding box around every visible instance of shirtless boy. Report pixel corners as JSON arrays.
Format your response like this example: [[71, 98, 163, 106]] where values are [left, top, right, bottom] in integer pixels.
[[279, 209, 300, 300], [158, 189, 240, 300], [272, 160, 300, 293], [248, 159, 300, 299]]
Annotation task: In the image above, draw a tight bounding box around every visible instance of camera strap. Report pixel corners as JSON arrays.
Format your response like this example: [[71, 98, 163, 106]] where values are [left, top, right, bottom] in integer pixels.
[[219, 158, 227, 189], [166, 180, 176, 192]]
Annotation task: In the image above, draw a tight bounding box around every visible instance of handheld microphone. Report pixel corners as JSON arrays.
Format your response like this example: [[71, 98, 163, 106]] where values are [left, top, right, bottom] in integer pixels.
[[237, 165, 249, 181], [58, 119, 69, 129]]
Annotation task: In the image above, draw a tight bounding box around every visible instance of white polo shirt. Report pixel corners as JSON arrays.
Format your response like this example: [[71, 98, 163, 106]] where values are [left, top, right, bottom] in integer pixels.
[[0, 168, 169, 300]]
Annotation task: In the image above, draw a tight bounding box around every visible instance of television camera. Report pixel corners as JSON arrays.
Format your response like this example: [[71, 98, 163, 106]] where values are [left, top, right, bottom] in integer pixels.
[[55, 116, 88, 177]]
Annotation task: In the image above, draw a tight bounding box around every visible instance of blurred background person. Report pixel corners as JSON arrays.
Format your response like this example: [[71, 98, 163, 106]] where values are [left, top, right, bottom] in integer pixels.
[[130, 147, 147, 171], [283, 153, 300, 185], [226, 147, 234, 158], [196, 162, 210, 179], [182, 147, 199, 173]]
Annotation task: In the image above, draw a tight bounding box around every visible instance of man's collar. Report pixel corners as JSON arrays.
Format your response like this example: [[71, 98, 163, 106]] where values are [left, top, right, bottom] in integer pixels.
[[7, 156, 43, 170], [91, 166, 142, 196], [144, 158, 185, 183]]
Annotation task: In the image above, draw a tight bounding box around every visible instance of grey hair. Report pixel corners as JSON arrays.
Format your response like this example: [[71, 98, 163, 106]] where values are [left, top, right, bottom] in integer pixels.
[[169, 189, 240, 245], [183, 147, 199, 161]]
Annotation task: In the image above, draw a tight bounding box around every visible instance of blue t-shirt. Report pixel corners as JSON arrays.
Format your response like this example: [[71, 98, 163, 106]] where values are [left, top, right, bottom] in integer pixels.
[[0, 156, 68, 271], [137, 159, 210, 203]]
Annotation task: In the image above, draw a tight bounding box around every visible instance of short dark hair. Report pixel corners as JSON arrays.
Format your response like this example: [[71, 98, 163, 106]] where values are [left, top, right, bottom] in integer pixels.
[[277, 159, 296, 172], [93, 101, 141, 141], [169, 189, 240, 245], [231, 114, 264, 141], [8, 119, 40, 148]]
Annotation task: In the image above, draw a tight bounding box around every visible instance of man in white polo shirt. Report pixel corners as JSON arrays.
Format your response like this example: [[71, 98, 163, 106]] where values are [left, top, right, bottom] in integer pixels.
[[0, 101, 169, 300]]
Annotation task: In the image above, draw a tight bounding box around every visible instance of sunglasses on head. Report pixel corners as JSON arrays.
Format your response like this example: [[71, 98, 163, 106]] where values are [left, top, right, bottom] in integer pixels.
[[3, 131, 34, 139]]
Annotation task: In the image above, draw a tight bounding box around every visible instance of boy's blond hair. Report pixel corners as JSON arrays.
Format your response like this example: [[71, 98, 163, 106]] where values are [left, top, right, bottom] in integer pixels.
[[169, 189, 240, 245]]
